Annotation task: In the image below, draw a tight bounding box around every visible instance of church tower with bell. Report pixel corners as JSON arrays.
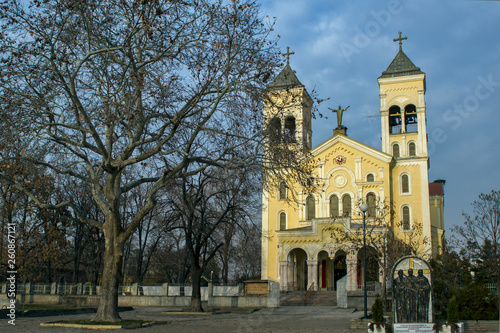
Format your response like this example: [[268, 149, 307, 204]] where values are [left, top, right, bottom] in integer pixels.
[[378, 32, 428, 158], [263, 47, 313, 152], [260, 34, 444, 296]]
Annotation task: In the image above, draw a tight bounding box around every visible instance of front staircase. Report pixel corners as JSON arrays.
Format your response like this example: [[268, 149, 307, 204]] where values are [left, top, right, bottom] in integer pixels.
[[280, 290, 337, 306]]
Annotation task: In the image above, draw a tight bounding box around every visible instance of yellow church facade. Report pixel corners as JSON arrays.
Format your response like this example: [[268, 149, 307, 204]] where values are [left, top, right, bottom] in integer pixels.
[[261, 37, 445, 292]]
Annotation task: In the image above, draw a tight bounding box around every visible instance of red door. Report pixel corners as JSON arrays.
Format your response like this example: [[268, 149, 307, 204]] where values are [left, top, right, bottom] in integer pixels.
[[321, 260, 327, 288]]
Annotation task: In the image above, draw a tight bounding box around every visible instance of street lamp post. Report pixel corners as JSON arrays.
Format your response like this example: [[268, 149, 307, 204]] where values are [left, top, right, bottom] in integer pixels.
[[359, 203, 369, 319], [381, 232, 387, 311]]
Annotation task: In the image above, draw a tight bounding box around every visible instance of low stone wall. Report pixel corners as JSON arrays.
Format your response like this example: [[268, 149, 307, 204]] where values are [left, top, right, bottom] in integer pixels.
[[208, 295, 269, 308], [463, 320, 499, 332], [2, 280, 279, 309]]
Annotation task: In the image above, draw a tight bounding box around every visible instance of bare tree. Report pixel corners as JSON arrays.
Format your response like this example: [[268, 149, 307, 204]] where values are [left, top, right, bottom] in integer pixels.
[[168, 167, 254, 312], [232, 222, 262, 282], [122, 183, 174, 283], [452, 190, 500, 318], [0, 0, 286, 321]]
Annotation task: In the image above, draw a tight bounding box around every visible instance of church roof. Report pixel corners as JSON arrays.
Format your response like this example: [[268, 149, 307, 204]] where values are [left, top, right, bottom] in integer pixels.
[[267, 64, 304, 89], [380, 49, 424, 78], [429, 182, 444, 195], [311, 134, 393, 164]]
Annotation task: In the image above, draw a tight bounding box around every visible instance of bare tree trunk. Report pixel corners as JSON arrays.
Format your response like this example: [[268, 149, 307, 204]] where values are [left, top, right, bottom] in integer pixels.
[[93, 230, 122, 322], [381, 268, 387, 311], [190, 267, 203, 312]]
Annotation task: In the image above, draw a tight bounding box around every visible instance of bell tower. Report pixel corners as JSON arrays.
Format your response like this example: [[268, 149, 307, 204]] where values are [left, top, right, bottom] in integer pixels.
[[378, 32, 428, 160], [263, 47, 313, 152]]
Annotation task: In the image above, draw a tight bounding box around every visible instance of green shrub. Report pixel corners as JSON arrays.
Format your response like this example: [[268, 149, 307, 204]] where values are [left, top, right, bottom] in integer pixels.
[[372, 297, 384, 322], [447, 297, 459, 323]]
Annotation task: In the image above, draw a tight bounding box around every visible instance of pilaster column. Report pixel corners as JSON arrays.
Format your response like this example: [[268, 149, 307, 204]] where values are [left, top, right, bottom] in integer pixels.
[[279, 261, 288, 291], [346, 258, 358, 291], [287, 262, 295, 291], [307, 260, 318, 291]]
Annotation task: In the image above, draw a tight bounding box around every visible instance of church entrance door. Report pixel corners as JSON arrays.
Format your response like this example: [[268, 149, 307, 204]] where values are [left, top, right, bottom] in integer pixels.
[[288, 248, 308, 291], [317, 251, 333, 290], [334, 250, 347, 291], [357, 246, 379, 290]]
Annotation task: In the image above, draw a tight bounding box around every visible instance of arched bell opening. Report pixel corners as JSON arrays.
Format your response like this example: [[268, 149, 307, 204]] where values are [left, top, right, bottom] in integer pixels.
[[284, 116, 296, 143], [389, 105, 402, 134], [405, 104, 418, 133], [268, 117, 281, 142]]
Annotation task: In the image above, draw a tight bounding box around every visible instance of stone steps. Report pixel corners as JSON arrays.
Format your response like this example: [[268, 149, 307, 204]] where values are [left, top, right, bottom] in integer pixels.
[[280, 291, 337, 306]]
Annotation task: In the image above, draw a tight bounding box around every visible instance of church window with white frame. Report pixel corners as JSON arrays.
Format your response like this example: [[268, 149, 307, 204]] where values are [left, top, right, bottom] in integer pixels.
[[366, 192, 377, 218], [330, 194, 339, 218], [279, 212, 287, 230], [393, 143, 400, 158], [408, 141, 416, 156], [342, 194, 351, 217], [402, 205, 411, 231], [306, 195, 315, 220], [401, 174, 410, 194], [278, 182, 287, 200]]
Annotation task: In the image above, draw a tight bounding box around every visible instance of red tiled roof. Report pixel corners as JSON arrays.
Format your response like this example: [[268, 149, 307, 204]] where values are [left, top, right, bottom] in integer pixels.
[[429, 182, 444, 195]]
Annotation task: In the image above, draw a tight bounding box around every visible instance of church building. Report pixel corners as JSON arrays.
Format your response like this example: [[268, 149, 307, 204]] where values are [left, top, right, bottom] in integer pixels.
[[261, 34, 445, 292]]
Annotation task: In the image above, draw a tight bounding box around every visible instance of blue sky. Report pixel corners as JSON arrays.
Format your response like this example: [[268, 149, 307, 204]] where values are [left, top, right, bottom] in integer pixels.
[[260, 0, 500, 236]]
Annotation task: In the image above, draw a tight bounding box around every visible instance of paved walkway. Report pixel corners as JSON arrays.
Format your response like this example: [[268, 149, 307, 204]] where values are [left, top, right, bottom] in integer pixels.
[[0, 306, 367, 332]]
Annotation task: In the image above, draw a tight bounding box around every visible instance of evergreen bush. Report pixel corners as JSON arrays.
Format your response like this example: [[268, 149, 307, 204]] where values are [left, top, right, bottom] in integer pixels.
[[372, 297, 384, 322], [447, 296, 459, 323]]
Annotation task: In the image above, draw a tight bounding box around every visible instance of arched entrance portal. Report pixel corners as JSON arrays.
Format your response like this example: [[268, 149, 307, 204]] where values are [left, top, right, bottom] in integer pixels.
[[333, 250, 347, 290], [288, 248, 308, 291], [317, 251, 334, 290], [357, 246, 379, 289]]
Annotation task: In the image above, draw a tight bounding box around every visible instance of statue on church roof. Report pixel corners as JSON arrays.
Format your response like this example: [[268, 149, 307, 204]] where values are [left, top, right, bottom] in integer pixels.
[[329, 105, 350, 129]]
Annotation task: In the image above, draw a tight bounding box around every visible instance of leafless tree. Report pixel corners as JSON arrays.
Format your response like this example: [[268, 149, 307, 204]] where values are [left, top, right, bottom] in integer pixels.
[[168, 167, 255, 312], [452, 190, 500, 317], [0, 0, 286, 321]]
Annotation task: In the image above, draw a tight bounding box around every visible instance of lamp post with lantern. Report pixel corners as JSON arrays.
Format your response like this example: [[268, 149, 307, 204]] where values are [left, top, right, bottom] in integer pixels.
[[359, 202, 369, 319]]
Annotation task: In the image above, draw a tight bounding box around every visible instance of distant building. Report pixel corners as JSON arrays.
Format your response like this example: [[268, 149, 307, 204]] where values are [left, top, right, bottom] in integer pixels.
[[261, 35, 445, 292]]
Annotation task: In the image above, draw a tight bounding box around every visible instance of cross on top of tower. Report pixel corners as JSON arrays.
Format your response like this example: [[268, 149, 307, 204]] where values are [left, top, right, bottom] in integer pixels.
[[282, 46, 295, 66], [393, 31, 408, 51]]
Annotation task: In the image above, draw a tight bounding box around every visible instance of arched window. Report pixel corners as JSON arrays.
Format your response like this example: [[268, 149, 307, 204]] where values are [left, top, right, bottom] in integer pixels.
[[278, 182, 287, 200], [284, 116, 296, 143], [269, 117, 281, 142], [405, 104, 417, 133], [402, 206, 410, 230], [279, 212, 287, 230], [408, 142, 416, 156], [389, 105, 402, 134], [330, 195, 339, 218], [366, 193, 377, 218], [393, 143, 400, 158], [342, 194, 351, 217], [401, 174, 410, 193], [306, 195, 315, 220], [366, 173, 375, 182]]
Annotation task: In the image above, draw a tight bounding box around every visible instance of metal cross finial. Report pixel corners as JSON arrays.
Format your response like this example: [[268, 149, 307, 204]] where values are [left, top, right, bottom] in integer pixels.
[[282, 46, 295, 66], [393, 31, 407, 51]]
